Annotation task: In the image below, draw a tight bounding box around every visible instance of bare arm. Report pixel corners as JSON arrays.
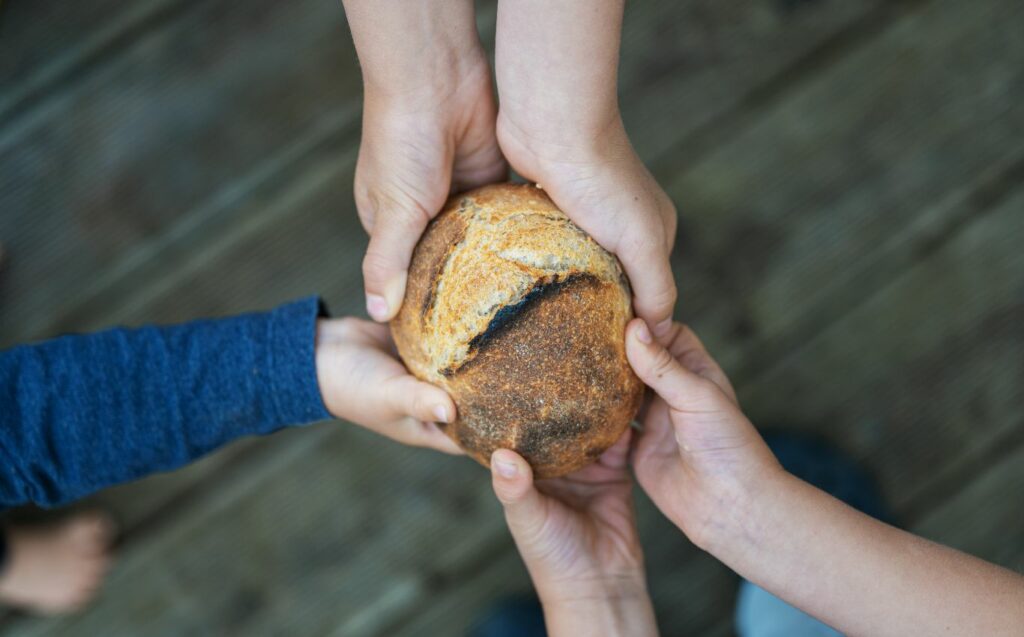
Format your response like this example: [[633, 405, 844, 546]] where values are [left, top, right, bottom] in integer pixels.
[[495, 0, 624, 150], [495, 0, 678, 342], [715, 470, 1024, 637], [342, 0, 480, 99], [625, 319, 1024, 637]]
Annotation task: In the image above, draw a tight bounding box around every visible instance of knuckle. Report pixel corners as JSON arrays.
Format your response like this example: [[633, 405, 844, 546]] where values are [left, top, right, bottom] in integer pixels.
[[361, 248, 396, 284], [396, 199, 435, 229], [648, 346, 678, 380], [646, 279, 678, 313], [407, 388, 427, 420]]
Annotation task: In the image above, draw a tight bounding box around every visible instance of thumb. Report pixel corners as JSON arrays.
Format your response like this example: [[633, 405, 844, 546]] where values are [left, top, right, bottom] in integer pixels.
[[490, 449, 547, 539], [625, 319, 725, 415], [362, 206, 432, 322], [380, 374, 456, 426]]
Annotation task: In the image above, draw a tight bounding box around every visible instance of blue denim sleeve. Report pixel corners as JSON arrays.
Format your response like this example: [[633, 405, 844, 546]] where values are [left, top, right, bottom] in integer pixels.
[[0, 297, 332, 508]]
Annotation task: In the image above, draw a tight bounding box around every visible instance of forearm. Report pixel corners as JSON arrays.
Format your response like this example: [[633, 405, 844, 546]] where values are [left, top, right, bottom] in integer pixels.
[[712, 470, 1024, 636], [0, 298, 330, 508], [342, 0, 483, 100], [496, 0, 626, 147]]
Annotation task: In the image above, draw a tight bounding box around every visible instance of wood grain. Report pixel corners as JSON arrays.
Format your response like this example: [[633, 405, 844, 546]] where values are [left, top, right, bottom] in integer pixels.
[[1, 0, 1022, 635]]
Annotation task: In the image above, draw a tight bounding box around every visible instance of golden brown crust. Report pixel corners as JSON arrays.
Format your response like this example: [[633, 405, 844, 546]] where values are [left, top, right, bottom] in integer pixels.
[[392, 183, 643, 477], [392, 204, 468, 381]]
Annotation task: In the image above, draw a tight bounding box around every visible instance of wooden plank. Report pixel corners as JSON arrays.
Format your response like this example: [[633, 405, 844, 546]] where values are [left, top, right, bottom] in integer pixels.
[[0, 0, 183, 123], [0, 0, 362, 347], [385, 541, 530, 637], [0, 0, 883, 349], [619, 0, 885, 164], [385, 188, 1024, 635], [383, 493, 737, 637], [741, 185, 1024, 514], [387, 434, 1024, 636], [77, 146, 365, 532], [3, 0, 1021, 634], [1, 426, 508, 637], [638, 497, 738, 636], [0, 0, 895, 535], [663, 0, 1024, 372], [913, 437, 1024, 571]]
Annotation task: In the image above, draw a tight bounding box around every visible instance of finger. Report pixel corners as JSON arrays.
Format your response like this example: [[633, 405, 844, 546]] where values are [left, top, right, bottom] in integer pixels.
[[625, 318, 727, 415], [598, 427, 632, 470], [630, 397, 675, 462], [490, 449, 547, 538], [342, 317, 403, 358], [362, 204, 433, 322], [380, 374, 456, 426], [402, 420, 465, 455], [329, 316, 390, 345], [619, 238, 678, 344], [666, 323, 737, 403]]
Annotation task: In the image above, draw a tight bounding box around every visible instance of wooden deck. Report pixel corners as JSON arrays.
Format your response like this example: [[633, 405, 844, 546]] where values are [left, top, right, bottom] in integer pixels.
[[1, 0, 1022, 634]]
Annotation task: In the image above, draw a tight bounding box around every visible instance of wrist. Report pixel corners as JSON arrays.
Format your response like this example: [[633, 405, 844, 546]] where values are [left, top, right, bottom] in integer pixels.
[[497, 103, 627, 165], [345, 0, 485, 101], [539, 576, 657, 637], [313, 318, 348, 420], [495, 0, 625, 152]]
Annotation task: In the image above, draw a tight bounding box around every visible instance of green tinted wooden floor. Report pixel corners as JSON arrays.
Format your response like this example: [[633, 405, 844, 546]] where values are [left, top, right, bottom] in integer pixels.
[[1, 0, 1022, 635]]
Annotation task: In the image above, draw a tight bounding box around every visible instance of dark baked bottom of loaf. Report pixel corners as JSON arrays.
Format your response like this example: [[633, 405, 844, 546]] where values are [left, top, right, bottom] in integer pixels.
[[444, 274, 642, 478]]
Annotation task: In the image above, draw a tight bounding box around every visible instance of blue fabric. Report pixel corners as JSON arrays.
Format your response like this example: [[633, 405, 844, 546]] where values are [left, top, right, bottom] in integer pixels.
[[736, 582, 843, 637], [0, 297, 331, 509], [735, 432, 891, 637]]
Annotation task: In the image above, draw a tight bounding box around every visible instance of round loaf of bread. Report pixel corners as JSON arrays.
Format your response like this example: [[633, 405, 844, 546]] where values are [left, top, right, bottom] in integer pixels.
[[391, 183, 644, 478]]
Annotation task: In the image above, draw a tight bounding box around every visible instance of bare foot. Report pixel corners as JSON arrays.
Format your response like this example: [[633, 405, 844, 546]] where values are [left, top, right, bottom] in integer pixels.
[[0, 512, 116, 614]]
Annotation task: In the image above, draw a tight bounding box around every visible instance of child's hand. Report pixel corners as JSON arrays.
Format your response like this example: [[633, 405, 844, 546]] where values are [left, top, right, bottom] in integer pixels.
[[356, 60, 506, 322], [626, 319, 1024, 637], [489, 432, 658, 636], [344, 0, 507, 322], [625, 319, 782, 550], [315, 317, 461, 454]]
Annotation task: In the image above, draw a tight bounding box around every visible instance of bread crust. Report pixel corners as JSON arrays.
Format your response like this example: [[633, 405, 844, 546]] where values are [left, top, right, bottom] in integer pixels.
[[392, 183, 643, 478]]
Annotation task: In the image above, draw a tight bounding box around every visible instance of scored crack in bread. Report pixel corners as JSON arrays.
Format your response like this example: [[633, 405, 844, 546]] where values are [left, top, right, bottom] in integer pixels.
[[392, 182, 644, 478]]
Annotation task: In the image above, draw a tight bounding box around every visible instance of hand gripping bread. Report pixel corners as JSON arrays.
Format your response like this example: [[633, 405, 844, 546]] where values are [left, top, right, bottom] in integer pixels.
[[391, 183, 644, 478]]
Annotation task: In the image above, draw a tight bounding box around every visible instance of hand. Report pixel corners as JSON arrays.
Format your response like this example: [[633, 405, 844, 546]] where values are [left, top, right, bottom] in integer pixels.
[[624, 319, 782, 550], [495, 0, 678, 342], [345, 0, 506, 322], [314, 317, 461, 454], [489, 432, 658, 636], [626, 318, 1024, 637]]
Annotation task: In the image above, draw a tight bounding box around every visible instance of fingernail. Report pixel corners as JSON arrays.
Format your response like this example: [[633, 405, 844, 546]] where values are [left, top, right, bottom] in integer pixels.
[[634, 321, 652, 344], [366, 294, 389, 321], [494, 458, 518, 478], [432, 404, 451, 423]]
